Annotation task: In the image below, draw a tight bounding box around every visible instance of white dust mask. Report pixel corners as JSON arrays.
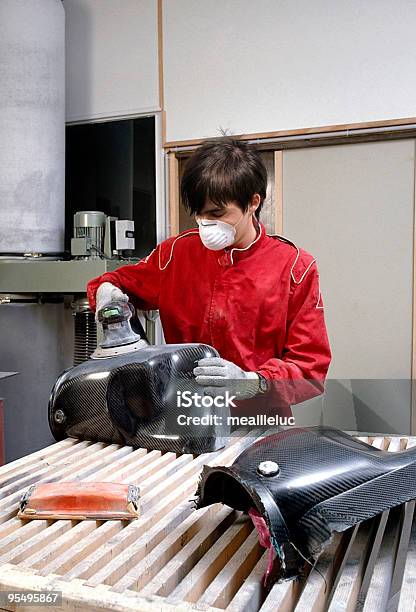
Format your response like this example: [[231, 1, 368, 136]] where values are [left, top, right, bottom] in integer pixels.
[[196, 215, 244, 251]]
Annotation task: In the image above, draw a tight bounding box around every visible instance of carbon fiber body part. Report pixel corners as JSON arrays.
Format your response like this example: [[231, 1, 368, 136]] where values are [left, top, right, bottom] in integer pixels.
[[49, 343, 231, 454], [195, 426, 416, 580]]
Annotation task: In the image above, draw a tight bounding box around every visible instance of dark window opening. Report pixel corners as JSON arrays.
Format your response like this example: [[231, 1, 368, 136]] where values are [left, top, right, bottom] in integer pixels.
[[65, 116, 156, 258]]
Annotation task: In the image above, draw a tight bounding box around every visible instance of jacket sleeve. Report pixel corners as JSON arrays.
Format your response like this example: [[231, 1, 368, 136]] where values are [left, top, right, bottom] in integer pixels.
[[256, 256, 332, 406], [87, 244, 166, 312]]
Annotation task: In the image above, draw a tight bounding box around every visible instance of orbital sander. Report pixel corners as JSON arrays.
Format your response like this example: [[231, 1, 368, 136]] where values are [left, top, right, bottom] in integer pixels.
[[91, 300, 148, 359]]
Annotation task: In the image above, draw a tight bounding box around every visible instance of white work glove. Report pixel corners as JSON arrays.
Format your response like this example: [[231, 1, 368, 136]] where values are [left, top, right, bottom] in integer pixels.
[[95, 282, 129, 320], [193, 357, 260, 400]]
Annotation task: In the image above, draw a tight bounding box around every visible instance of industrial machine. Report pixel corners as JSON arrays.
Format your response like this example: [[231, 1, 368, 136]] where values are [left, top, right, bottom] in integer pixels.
[[71, 211, 135, 260], [0, 210, 149, 365]]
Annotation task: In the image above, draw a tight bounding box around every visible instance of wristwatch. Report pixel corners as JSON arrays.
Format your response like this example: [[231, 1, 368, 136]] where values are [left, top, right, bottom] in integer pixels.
[[256, 373, 269, 394]]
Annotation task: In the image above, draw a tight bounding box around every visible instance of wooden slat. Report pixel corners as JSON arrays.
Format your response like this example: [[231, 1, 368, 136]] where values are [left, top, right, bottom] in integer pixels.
[[226, 552, 269, 612], [168, 516, 254, 603], [294, 530, 357, 612], [387, 500, 416, 611], [197, 530, 262, 608], [0, 443, 133, 546], [0, 442, 126, 504], [396, 436, 416, 612], [0, 438, 78, 483], [16, 447, 156, 572], [94, 501, 196, 590], [361, 437, 403, 611], [328, 522, 375, 612], [133, 506, 237, 597], [361, 510, 401, 611], [259, 569, 310, 612], [397, 511, 416, 611], [110, 504, 225, 594], [352, 437, 390, 609], [0, 439, 96, 499]]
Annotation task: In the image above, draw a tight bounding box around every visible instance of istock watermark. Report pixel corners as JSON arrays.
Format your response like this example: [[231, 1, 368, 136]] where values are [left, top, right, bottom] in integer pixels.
[[176, 390, 237, 408]]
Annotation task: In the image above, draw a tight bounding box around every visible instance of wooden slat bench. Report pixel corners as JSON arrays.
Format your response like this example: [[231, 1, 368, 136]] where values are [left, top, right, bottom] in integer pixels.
[[0, 430, 414, 611]]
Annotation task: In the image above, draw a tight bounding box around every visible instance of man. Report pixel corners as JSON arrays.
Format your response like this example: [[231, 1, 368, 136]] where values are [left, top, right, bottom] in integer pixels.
[[87, 139, 331, 417]]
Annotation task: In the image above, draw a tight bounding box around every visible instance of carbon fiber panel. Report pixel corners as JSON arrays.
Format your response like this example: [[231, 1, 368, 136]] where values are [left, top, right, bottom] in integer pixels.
[[49, 343, 230, 454], [195, 426, 416, 580]]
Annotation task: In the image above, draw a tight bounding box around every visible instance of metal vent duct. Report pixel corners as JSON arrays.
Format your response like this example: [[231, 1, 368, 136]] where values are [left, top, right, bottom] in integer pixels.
[[0, 0, 65, 256]]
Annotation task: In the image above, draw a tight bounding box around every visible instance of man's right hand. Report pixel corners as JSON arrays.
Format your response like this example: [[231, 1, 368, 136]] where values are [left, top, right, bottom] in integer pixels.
[[95, 282, 129, 320]]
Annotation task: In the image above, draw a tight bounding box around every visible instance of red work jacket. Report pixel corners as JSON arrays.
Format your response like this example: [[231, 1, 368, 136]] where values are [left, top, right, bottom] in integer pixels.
[[87, 223, 331, 416]]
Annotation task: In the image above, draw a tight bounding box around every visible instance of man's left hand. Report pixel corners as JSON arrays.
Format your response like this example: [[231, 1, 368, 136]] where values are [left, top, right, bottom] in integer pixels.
[[193, 357, 259, 400]]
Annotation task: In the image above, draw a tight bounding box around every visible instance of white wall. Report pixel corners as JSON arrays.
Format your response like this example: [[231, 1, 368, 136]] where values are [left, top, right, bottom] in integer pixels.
[[283, 140, 415, 434], [64, 0, 159, 122], [163, 0, 416, 142]]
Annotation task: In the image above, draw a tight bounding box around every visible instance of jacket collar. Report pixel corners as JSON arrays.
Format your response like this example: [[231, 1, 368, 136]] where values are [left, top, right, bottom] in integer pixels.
[[217, 220, 266, 266]]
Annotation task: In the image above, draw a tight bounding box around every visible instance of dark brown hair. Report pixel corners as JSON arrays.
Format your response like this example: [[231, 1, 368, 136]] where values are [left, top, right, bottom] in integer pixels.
[[180, 138, 267, 219]]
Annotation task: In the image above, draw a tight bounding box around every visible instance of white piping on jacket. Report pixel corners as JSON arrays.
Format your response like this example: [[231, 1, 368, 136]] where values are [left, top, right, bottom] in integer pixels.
[[158, 230, 199, 270], [136, 224, 264, 271], [229, 223, 263, 265], [288, 246, 322, 308], [136, 228, 323, 308], [292, 256, 316, 284], [316, 276, 324, 309], [269, 232, 323, 309], [291, 253, 324, 310], [267, 232, 317, 284], [133, 230, 200, 271], [140, 248, 156, 263]]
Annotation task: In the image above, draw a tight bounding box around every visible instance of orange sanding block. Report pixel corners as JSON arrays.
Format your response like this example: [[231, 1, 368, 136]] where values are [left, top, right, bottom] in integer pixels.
[[18, 482, 140, 520]]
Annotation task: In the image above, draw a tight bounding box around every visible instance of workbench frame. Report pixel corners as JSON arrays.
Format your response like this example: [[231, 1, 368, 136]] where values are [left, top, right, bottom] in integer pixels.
[[0, 432, 414, 611]]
